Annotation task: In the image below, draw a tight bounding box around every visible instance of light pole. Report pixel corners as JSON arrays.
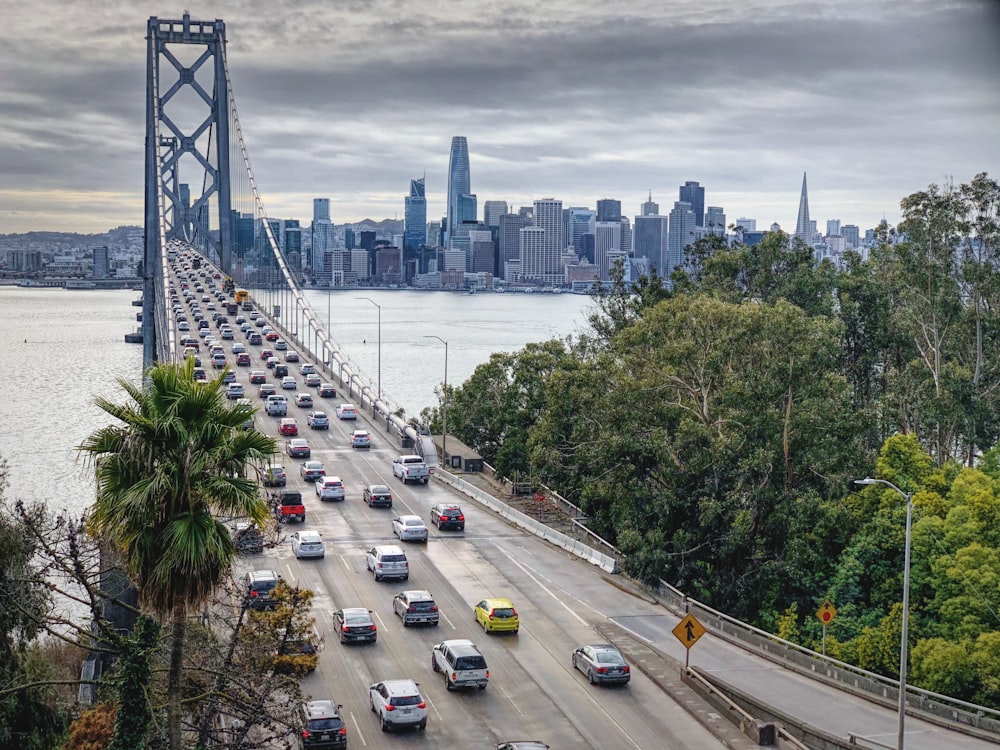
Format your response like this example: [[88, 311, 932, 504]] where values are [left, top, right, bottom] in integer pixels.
[[356, 297, 381, 400], [854, 476, 913, 750], [425, 335, 448, 467]]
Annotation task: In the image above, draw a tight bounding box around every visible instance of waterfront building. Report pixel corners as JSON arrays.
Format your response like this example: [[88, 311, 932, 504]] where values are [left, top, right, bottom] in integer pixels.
[[679, 181, 705, 226], [404, 178, 427, 253], [577, 233, 596, 264], [519, 226, 549, 283], [92, 246, 109, 278], [567, 207, 596, 253], [794, 172, 811, 243], [523, 199, 564, 284]]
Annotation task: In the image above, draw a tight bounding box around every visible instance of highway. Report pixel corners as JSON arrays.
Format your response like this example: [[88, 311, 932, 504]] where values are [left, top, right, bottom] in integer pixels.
[[169, 264, 725, 749], [168, 262, 1000, 750]]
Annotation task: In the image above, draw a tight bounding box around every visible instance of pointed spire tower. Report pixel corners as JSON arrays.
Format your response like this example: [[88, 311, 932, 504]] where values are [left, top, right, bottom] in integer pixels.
[[794, 172, 811, 242]]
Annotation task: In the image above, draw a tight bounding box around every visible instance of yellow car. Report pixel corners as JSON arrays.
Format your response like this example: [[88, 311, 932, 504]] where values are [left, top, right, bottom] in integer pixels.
[[474, 597, 519, 634]]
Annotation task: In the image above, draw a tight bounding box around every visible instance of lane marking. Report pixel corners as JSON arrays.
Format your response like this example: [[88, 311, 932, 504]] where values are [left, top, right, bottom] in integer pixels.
[[496, 546, 588, 627], [348, 712, 367, 746], [498, 684, 524, 716]]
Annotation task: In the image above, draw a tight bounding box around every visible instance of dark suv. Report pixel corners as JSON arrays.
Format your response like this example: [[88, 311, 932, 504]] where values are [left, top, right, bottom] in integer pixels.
[[246, 569, 280, 610], [363, 484, 393, 508], [299, 699, 347, 749], [430, 503, 465, 531]]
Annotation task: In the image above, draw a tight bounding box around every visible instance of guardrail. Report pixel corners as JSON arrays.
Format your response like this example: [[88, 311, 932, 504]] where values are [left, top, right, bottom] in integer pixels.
[[435, 469, 617, 573], [655, 579, 1000, 740]]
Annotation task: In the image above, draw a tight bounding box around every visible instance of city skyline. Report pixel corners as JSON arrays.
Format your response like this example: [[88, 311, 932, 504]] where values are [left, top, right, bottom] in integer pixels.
[[1, 1, 998, 235]]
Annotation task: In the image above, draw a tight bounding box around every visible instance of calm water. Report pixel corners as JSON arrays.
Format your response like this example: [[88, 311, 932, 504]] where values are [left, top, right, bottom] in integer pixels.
[[0, 286, 595, 517]]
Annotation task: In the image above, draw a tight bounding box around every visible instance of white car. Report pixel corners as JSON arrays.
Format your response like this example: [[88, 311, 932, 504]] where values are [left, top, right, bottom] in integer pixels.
[[300, 363, 316, 375], [304, 373, 322, 387], [281, 376, 296, 390], [369, 679, 427, 732], [225, 382, 244, 399], [393, 514, 429, 542], [291, 530, 325, 559], [295, 392, 313, 408], [316, 476, 345, 502], [351, 430, 371, 449], [336, 404, 357, 420]]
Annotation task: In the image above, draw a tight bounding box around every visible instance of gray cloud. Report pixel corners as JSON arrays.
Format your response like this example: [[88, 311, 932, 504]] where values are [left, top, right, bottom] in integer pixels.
[[1, 0, 998, 233]]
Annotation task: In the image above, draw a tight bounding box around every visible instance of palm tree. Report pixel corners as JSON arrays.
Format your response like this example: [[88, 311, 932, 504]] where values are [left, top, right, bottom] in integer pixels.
[[80, 359, 276, 750]]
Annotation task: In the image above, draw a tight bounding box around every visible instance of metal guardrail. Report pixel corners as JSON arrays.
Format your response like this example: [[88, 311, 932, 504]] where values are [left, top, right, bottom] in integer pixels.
[[435, 469, 617, 573]]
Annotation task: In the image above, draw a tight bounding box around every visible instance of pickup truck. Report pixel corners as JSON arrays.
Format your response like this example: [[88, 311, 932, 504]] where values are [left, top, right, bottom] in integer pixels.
[[265, 394, 287, 416], [270, 489, 305, 523], [431, 639, 489, 691], [392, 455, 430, 484]]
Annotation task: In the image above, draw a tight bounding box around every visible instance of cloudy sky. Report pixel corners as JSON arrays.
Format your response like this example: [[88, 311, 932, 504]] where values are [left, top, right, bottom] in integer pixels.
[[2, 0, 999, 235]]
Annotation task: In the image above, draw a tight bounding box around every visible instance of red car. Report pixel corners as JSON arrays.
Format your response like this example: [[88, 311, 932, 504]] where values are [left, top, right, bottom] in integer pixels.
[[278, 418, 298, 436], [265, 331, 280, 342], [236, 353, 252, 366]]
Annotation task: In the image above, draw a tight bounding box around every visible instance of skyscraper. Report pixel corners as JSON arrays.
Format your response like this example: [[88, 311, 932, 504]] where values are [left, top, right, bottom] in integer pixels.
[[311, 198, 333, 276], [705, 206, 726, 236], [826, 219, 841, 237], [528, 198, 564, 283], [567, 207, 596, 253], [795, 172, 811, 242], [633, 215, 667, 275], [679, 181, 705, 226], [595, 221, 622, 281], [447, 136, 471, 243], [667, 201, 695, 278], [596, 198, 622, 223], [499, 213, 529, 272], [640, 191, 659, 217], [483, 200, 508, 227], [404, 177, 427, 253]]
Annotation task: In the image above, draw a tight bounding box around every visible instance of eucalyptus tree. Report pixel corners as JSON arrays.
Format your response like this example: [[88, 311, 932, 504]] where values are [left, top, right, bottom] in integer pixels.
[[79, 360, 276, 750]]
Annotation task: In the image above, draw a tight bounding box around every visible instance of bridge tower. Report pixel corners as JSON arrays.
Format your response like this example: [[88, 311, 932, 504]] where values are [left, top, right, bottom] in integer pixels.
[[143, 14, 234, 366]]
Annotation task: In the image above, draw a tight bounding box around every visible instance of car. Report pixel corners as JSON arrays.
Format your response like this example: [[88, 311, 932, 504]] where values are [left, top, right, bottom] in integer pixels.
[[226, 382, 244, 399], [274, 364, 289, 378], [212, 353, 227, 369], [392, 514, 428, 542], [571, 643, 631, 685], [318, 383, 337, 398], [232, 342, 246, 354], [315, 476, 345, 502], [247, 332, 262, 345], [281, 376, 297, 390], [299, 700, 347, 750], [306, 411, 330, 429], [236, 352, 252, 367], [178, 320, 190, 331], [431, 638, 489, 690], [222, 371, 237, 384], [363, 484, 392, 508], [285, 438, 310, 457], [192, 368, 208, 383], [300, 460, 326, 482], [266, 356, 280, 370], [220, 328, 234, 340], [474, 598, 519, 634], [334, 607, 377, 644], [255, 317, 267, 327], [365, 544, 408, 581], [291, 530, 325, 559], [351, 430, 371, 449], [258, 383, 277, 398], [495, 743, 550, 750], [249, 369, 268, 384], [368, 679, 426, 732], [274, 339, 288, 350], [246, 569, 280, 610], [430, 503, 465, 531], [266, 331, 280, 341], [305, 373, 322, 387], [278, 418, 299, 437], [392, 590, 439, 627], [260, 348, 274, 360], [300, 363, 316, 375], [336, 404, 357, 420], [285, 350, 300, 362], [295, 392, 313, 408]]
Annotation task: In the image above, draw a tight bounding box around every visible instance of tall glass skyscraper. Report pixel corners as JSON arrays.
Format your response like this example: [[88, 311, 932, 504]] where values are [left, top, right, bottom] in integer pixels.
[[679, 181, 705, 227], [447, 136, 471, 243], [795, 172, 811, 242], [404, 177, 427, 253]]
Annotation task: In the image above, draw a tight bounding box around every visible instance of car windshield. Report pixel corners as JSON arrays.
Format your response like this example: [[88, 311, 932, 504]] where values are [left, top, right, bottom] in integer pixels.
[[382, 554, 405, 563], [404, 518, 423, 527], [344, 612, 372, 625], [308, 718, 343, 731], [371, 485, 389, 494], [596, 650, 624, 664]]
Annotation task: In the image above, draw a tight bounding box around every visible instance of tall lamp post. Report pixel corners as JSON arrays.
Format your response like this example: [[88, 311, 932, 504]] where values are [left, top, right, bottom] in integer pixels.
[[356, 297, 381, 400], [854, 476, 913, 750], [425, 335, 448, 467]]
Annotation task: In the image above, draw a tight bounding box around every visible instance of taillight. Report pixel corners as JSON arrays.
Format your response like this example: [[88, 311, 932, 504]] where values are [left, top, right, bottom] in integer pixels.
[[485, 670, 490, 678], [342, 625, 349, 633], [429, 605, 438, 611], [301, 730, 309, 738], [596, 667, 608, 674], [407, 607, 416, 613], [450, 672, 457, 681], [385, 704, 396, 712], [338, 727, 346, 735], [417, 702, 426, 709], [370, 624, 377, 631], [457, 515, 465, 521], [623, 665, 631, 673]]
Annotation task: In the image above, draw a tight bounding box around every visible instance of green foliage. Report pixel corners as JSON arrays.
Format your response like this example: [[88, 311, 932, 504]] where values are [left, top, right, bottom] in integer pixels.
[[107, 616, 159, 750]]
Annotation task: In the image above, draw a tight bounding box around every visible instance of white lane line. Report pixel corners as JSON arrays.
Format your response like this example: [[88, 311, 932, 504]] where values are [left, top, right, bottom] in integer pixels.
[[498, 685, 525, 716], [283, 564, 296, 585], [339, 553, 351, 572], [372, 610, 387, 629], [349, 712, 368, 746], [496, 546, 588, 627], [439, 609, 456, 630], [423, 693, 443, 721]]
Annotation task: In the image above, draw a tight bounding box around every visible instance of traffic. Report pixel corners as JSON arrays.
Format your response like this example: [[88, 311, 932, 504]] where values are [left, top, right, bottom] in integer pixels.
[[166, 250, 723, 750]]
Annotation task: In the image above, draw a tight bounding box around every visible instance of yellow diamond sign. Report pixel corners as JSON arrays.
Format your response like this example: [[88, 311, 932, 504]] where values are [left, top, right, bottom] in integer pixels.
[[816, 601, 837, 625], [672, 613, 706, 650]]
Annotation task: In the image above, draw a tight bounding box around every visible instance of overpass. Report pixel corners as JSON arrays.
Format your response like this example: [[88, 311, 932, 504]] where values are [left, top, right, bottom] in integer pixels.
[[141, 14, 999, 749]]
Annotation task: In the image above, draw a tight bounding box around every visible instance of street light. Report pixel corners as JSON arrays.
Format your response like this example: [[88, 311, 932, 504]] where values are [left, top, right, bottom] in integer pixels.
[[854, 476, 913, 750], [425, 335, 448, 467], [356, 297, 381, 400]]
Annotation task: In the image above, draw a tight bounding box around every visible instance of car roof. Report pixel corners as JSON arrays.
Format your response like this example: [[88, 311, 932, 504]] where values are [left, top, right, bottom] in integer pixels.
[[341, 607, 372, 617], [249, 569, 278, 581], [377, 678, 420, 695], [368, 484, 390, 492], [305, 699, 341, 719], [372, 544, 404, 554], [400, 589, 434, 600], [398, 514, 422, 522], [482, 597, 514, 607], [297, 530, 322, 542], [440, 639, 480, 653]]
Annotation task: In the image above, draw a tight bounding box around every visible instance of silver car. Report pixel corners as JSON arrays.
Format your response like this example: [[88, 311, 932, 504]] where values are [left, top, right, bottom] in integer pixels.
[[392, 514, 428, 542], [571, 643, 631, 685], [291, 530, 325, 559]]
